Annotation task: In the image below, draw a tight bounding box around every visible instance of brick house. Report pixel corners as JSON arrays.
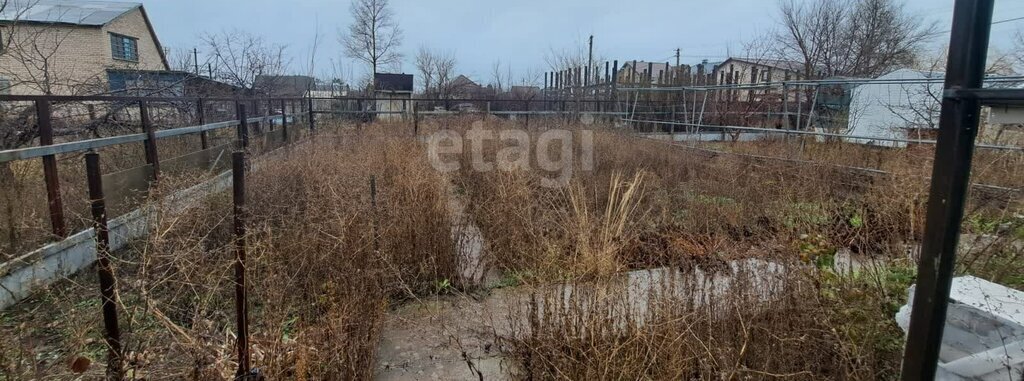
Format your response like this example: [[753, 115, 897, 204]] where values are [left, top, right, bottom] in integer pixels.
[[711, 58, 808, 102], [616, 61, 690, 86], [0, 0, 169, 95]]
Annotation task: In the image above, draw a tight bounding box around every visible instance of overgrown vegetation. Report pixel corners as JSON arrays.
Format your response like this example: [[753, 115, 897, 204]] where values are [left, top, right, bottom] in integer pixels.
[[0, 117, 1020, 379]]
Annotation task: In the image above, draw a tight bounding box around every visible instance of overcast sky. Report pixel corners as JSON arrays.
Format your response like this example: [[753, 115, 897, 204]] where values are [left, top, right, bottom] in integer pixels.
[[141, 0, 1024, 85]]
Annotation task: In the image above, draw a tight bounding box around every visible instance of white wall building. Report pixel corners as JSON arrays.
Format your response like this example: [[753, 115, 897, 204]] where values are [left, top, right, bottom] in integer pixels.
[[844, 69, 944, 148]]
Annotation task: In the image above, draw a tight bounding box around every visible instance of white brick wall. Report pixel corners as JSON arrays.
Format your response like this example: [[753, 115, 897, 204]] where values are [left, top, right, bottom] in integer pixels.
[[0, 8, 167, 95]]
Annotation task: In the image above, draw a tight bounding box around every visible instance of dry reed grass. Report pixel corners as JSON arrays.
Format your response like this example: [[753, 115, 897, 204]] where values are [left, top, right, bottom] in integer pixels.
[[1, 122, 459, 379]]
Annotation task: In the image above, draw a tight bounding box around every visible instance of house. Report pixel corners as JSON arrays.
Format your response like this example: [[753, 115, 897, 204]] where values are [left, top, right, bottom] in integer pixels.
[[253, 75, 315, 98], [711, 57, 807, 102], [844, 69, 943, 147], [508, 85, 540, 100], [373, 73, 413, 121], [308, 80, 349, 113], [616, 61, 688, 86], [0, 0, 169, 95], [450, 75, 494, 99], [185, 75, 246, 98], [692, 59, 722, 85]]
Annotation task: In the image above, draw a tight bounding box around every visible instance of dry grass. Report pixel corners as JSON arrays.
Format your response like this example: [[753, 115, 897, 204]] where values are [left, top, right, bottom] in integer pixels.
[[1, 122, 459, 379], [0, 115, 1020, 380], [450, 119, 1020, 379]]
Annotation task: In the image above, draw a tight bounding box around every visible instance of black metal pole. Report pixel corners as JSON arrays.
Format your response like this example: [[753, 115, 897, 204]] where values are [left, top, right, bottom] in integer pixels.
[[280, 99, 289, 144], [139, 100, 160, 180], [37, 100, 67, 238], [307, 96, 315, 131], [232, 150, 251, 379], [197, 98, 209, 150], [86, 151, 123, 380], [236, 103, 249, 149], [900, 1, 993, 380]]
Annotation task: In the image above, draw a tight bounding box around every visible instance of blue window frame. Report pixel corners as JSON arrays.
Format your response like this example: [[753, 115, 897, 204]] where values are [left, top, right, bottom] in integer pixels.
[[109, 33, 138, 62]]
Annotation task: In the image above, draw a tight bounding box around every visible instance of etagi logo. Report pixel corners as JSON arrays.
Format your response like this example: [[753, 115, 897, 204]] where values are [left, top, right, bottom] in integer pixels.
[[426, 121, 594, 188]]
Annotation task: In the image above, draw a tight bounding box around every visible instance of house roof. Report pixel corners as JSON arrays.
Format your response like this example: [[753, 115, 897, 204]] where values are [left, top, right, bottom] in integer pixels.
[[718, 57, 806, 72], [452, 75, 482, 89], [254, 75, 315, 96], [0, 0, 141, 26], [374, 73, 413, 92], [621, 61, 672, 75]]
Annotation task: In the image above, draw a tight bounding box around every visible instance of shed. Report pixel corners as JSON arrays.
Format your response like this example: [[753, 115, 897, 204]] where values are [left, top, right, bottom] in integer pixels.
[[844, 69, 944, 147], [373, 73, 413, 121]]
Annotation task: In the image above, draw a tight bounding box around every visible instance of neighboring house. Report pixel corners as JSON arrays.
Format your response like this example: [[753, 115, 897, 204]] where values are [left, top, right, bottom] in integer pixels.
[[692, 59, 722, 85], [0, 0, 169, 95], [450, 75, 494, 99], [253, 75, 315, 98], [373, 73, 413, 121], [616, 61, 688, 86], [508, 85, 540, 100], [185, 75, 246, 98], [308, 80, 349, 113], [711, 57, 807, 102], [844, 69, 944, 147]]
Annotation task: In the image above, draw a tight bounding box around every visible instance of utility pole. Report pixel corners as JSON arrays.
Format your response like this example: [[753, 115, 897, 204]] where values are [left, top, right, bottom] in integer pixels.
[[588, 35, 594, 85], [675, 48, 681, 85], [193, 48, 200, 76]]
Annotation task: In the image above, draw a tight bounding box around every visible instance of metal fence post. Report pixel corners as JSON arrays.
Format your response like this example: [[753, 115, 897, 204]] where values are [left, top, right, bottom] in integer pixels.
[[280, 99, 289, 143], [139, 100, 160, 180], [85, 151, 123, 380], [36, 100, 67, 238], [231, 150, 251, 379], [307, 96, 315, 132], [197, 98, 209, 150], [900, 0, 994, 380], [524, 100, 530, 128], [236, 103, 249, 149]]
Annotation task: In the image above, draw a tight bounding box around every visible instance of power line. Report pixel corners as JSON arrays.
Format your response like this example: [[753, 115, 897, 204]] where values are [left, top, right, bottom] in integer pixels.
[[925, 15, 1024, 37]]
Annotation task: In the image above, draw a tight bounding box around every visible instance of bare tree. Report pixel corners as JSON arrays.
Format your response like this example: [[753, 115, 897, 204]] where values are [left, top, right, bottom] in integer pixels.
[[201, 29, 287, 94], [340, 0, 402, 87], [774, 0, 936, 78], [414, 46, 435, 94], [0, 1, 110, 95], [416, 47, 459, 100], [490, 60, 512, 93], [167, 46, 196, 73]]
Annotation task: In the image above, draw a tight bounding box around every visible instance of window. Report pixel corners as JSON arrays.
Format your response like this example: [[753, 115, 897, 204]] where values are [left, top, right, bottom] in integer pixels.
[[0, 27, 6, 54], [0, 77, 10, 95], [109, 33, 138, 61]]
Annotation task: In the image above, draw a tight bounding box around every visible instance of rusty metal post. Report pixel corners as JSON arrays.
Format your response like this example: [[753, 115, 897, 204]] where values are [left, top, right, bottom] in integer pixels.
[[36, 100, 67, 238], [236, 103, 249, 149], [231, 150, 251, 379], [139, 101, 160, 180], [307, 96, 315, 131], [612, 60, 619, 112], [85, 151, 123, 380], [197, 98, 209, 150], [413, 103, 419, 135], [280, 99, 289, 143]]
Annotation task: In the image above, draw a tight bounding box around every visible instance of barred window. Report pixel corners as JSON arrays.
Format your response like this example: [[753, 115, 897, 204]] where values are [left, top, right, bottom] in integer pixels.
[[110, 33, 138, 61]]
